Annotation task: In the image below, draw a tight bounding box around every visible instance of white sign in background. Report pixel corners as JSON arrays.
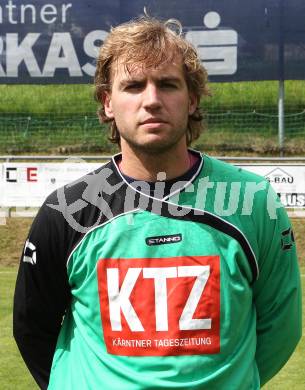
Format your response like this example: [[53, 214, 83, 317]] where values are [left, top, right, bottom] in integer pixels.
[[0, 162, 101, 207], [0, 163, 305, 208], [238, 164, 305, 208]]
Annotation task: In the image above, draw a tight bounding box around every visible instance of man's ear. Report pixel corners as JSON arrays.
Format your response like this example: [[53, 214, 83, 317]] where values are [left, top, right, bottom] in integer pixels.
[[103, 92, 114, 119], [188, 92, 198, 116]]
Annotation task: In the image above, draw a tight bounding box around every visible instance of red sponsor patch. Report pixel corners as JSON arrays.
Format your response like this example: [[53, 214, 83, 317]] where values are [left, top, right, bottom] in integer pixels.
[[97, 256, 220, 356]]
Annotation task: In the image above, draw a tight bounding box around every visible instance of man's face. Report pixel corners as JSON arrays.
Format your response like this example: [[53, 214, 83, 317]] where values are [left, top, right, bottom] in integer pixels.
[[103, 57, 197, 154]]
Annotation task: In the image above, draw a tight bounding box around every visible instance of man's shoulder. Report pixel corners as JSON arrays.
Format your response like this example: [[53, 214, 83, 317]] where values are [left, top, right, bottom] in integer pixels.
[[35, 158, 127, 237], [204, 155, 268, 185]]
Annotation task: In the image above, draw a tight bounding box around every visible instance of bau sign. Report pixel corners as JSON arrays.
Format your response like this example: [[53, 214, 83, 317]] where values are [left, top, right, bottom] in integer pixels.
[[265, 168, 294, 185]]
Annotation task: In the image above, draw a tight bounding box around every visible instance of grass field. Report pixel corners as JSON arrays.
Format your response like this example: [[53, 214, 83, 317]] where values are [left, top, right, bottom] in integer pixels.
[[1, 81, 305, 114], [0, 218, 304, 389]]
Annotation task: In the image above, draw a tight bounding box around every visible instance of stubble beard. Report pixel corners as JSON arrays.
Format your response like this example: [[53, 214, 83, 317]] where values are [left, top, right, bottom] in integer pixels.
[[119, 125, 188, 156]]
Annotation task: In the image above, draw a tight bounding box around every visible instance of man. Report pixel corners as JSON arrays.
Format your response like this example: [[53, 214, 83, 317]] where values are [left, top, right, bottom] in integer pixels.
[[14, 17, 301, 389]]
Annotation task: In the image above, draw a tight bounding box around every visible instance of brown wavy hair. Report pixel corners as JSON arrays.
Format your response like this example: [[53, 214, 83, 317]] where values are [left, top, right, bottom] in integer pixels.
[[94, 17, 209, 146]]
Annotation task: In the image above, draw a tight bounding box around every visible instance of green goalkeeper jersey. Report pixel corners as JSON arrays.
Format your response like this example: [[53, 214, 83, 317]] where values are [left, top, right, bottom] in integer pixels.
[[14, 152, 301, 390]]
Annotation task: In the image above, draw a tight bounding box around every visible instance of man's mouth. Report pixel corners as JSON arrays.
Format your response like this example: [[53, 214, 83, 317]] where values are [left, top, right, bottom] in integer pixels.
[[140, 118, 167, 125]]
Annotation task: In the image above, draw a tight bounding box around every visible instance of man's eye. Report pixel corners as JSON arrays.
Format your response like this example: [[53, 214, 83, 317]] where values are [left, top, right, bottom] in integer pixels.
[[125, 83, 143, 91], [161, 83, 177, 89]]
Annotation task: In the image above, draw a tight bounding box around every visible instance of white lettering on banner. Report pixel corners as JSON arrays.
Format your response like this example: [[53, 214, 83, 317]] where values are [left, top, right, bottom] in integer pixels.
[[82, 30, 108, 76], [1, 6, 239, 79], [20, 4, 36, 24], [185, 12, 238, 76], [0, 2, 72, 24], [6, 33, 41, 77], [40, 4, 57, 24], [5, 0, 17, 24], [43, 33, 82, 77], [61, 3, 72, 23], [0, 31, 108, 78], [107, 266, 211, 332]]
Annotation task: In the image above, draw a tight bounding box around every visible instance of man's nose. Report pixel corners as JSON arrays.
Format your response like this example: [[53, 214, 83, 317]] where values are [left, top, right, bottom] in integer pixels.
[[142, 83, 162, 109]]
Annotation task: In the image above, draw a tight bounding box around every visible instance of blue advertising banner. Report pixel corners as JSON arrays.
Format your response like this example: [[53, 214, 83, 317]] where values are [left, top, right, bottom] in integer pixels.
[[0, 0, 304, 83]]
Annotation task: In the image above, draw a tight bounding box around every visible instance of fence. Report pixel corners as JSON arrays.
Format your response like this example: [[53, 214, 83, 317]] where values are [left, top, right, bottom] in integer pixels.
[[198, 108, 305, 154], [0, 108, 304, 155]]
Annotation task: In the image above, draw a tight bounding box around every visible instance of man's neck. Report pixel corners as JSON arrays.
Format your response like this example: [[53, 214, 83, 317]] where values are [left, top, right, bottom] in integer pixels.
[[119, 141, 191, 181]]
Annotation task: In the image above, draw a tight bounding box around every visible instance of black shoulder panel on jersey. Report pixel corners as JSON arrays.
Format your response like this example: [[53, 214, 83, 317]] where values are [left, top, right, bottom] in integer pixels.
[[45, 161, 133, 262]]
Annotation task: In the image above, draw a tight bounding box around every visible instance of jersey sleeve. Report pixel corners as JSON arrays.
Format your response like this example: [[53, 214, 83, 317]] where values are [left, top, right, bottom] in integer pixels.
[[253, 185, 302, 386], [13, 199, 71, 390]]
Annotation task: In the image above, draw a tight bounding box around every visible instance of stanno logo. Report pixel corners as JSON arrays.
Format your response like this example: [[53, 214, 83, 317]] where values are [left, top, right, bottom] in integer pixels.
[[146, 234, 182, 246]]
